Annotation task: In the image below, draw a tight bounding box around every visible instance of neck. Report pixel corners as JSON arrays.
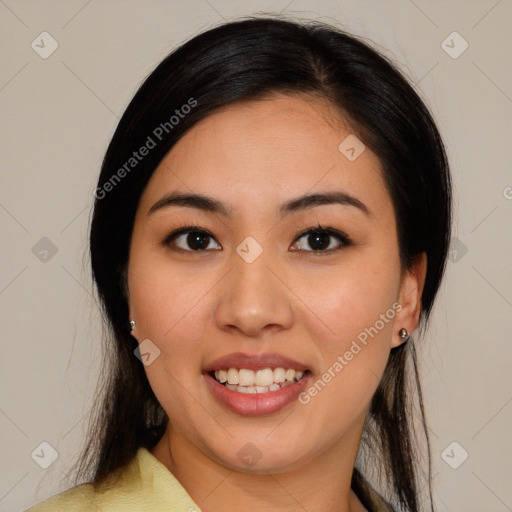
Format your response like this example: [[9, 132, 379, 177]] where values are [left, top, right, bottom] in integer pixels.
[[151, 424, 368, 512]]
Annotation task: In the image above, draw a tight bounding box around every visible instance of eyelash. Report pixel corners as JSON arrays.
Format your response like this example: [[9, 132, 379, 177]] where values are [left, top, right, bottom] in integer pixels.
[[162, 224, 352, 255]]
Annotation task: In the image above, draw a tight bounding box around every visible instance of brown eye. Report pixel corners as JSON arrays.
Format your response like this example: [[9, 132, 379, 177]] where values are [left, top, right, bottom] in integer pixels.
[[164, 227, 221, 252], [291, 227, 350, 253]]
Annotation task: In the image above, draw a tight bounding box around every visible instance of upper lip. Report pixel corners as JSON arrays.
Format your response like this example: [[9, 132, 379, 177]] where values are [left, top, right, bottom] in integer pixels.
[[203, 352, 309, 372]]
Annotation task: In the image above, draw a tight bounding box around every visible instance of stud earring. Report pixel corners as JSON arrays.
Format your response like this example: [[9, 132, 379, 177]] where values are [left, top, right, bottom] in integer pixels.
[[129, 320, 136, 331], [399, 328, 409, 340]]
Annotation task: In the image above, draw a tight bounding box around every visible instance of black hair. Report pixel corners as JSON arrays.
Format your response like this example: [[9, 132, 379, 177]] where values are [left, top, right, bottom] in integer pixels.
[[74, 16, 451, 512]]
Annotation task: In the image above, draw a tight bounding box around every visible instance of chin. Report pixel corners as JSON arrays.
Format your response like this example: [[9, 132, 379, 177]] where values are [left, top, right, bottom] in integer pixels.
[[203, 434, 319, 475]]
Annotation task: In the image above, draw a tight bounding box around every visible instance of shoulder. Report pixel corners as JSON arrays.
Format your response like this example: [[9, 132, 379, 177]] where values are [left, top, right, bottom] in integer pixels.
[[24, 447, 202, 512], [24, 483, 97, 512]]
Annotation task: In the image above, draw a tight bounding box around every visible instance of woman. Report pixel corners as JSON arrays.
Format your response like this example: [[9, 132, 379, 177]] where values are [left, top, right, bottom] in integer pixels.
[[27, 15, 451, 512]]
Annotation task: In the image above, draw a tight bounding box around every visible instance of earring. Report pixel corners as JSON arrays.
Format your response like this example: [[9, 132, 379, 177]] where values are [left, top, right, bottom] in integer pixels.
[[129, 320, 136, 331], [399, 328, 409, 340]]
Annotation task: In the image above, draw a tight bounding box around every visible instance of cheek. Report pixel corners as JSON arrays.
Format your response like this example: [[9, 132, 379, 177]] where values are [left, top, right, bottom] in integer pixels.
[[301, 254, 400, 347], [128, 254, 210, 421], [128, 248, 211, 371], [300, 250, 401, 410], [297, 278, 399, 432], [294, 254, 401, 417]]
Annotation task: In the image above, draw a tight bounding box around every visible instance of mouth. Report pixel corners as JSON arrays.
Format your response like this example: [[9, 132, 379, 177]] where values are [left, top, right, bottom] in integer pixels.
[[203, 352, 311, 415], [209, 367, 308, 394]]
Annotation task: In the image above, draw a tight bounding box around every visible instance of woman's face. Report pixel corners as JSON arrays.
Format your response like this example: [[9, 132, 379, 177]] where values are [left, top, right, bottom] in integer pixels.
[[128, 94, 425, 473]]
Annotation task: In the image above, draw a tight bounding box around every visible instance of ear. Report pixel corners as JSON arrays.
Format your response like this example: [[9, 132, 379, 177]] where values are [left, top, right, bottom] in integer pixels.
[[392, 252, 427, 348], [122, 265, 138, 340], [129, 319, 139, 340], [128, 308, 139, 340]]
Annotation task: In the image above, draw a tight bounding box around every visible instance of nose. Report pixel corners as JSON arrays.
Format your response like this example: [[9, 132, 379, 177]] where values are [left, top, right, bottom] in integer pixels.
[[214, 247, 295, 338]]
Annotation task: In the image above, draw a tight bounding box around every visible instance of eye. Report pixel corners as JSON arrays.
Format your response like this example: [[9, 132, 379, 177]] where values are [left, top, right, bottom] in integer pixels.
[[163, 226, 221, 252], [291, 226, 351, 254], [163, 224, 350, 254]]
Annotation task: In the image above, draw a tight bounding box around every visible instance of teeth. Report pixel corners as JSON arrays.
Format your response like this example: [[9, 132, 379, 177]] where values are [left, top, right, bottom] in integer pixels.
[[227, 368, 239, 385], [212, 367, 306, 393], [255, 368, 274, 386], [239, 369, 254, 386], [273, 367, 286, 383]]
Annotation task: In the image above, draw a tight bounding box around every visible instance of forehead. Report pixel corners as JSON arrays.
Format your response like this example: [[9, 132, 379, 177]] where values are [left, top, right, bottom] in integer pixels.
[[139, 94, 390, 218]]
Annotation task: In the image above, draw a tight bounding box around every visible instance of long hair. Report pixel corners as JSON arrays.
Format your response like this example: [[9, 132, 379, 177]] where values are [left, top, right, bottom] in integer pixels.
[[71, 16, 451, 512]]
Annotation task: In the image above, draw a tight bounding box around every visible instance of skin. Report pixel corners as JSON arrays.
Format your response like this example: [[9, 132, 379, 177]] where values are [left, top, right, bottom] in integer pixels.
[[127, 93, 427, 512]]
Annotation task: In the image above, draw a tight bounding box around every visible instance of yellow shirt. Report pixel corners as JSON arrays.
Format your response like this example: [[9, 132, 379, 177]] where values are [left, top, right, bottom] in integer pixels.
[[25, 447, 201, 512], [25, 447, 394, 511]]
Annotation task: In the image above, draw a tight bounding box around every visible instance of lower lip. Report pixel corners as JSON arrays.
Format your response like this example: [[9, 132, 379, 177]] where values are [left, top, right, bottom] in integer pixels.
[[205, 373, 310, 416]]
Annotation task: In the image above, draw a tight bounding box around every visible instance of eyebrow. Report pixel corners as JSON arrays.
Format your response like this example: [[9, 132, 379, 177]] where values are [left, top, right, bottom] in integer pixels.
[[148, 190, 371, 218]]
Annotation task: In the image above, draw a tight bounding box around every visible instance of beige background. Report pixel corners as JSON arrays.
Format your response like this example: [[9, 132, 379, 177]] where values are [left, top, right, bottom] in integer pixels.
[[1, 1, 511, 511]]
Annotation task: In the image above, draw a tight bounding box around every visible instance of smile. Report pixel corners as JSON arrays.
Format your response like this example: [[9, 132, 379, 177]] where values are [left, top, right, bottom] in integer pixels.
[[212, 367, 306, 394]]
